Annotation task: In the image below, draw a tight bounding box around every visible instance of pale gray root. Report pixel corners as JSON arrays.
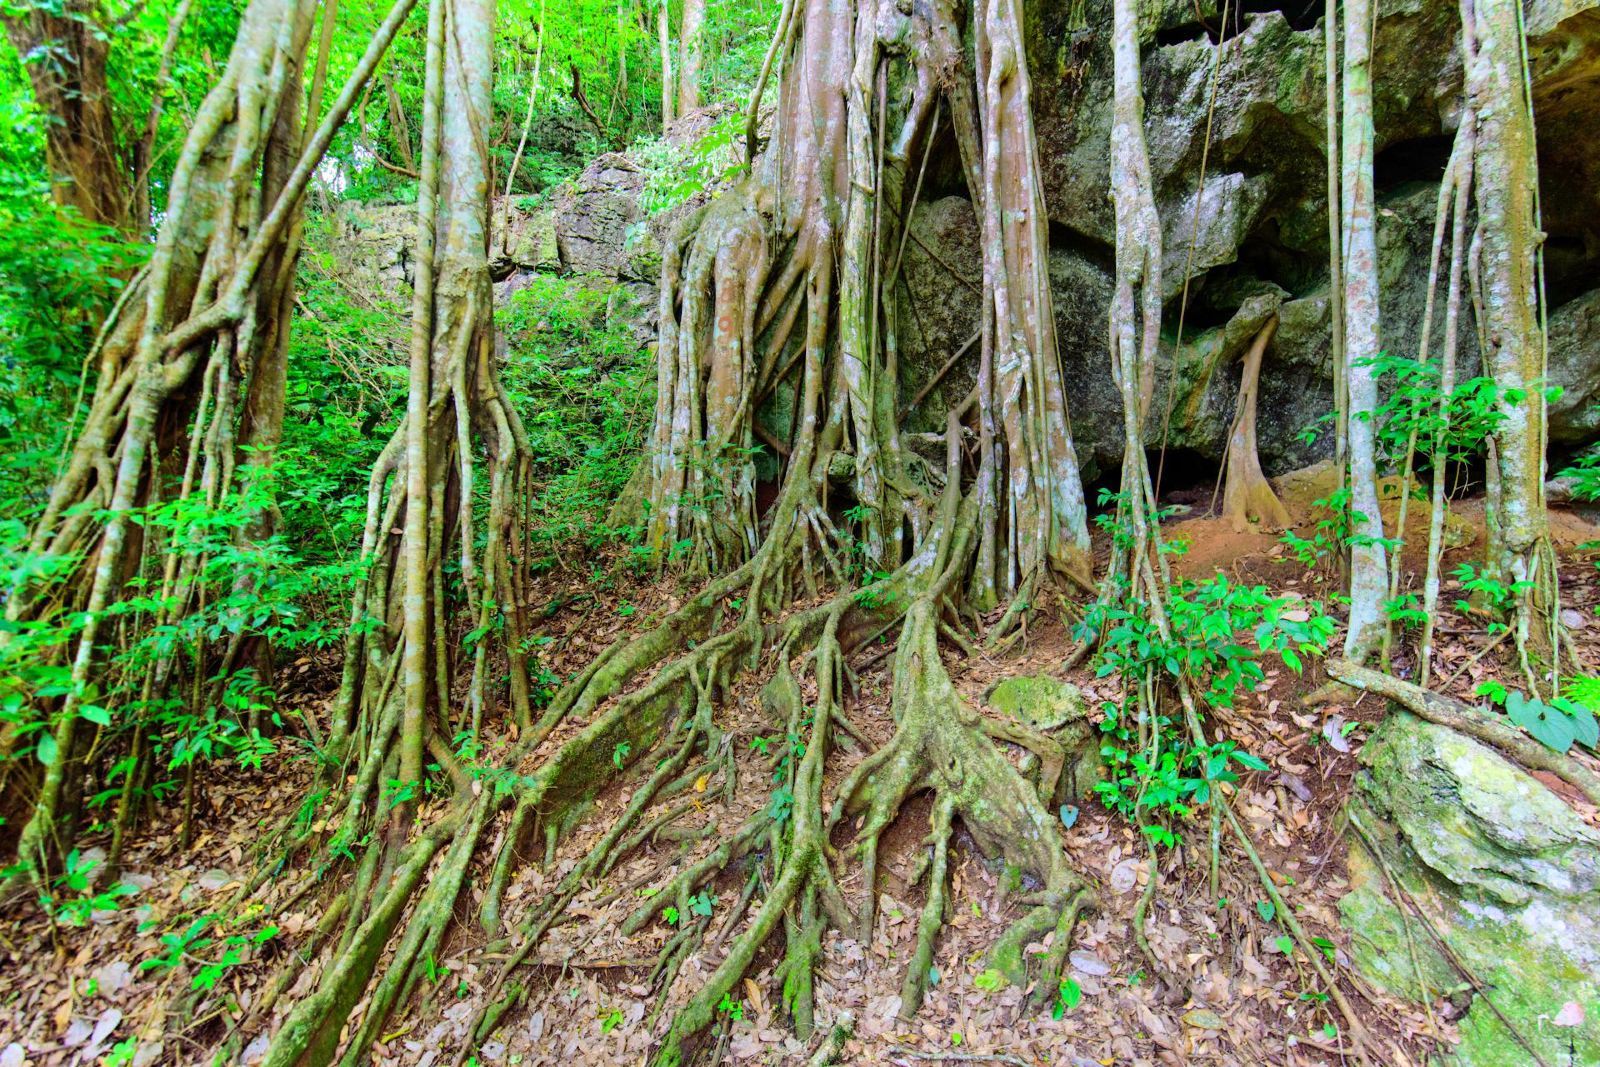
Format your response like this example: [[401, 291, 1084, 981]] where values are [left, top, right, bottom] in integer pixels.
[[7, 0, 421, 879], [1338, 0, 1391, 664], [1220, 317, 1291, 533]]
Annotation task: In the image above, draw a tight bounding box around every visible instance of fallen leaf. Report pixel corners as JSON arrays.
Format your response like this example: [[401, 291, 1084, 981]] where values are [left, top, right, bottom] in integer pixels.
[[1181, 1008, 1226, 1030]]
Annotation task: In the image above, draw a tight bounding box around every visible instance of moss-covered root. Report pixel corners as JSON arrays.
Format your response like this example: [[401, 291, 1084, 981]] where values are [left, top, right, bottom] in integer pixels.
[[651, 625, 848, 1067], [261, 809, 464, 1067], [898, 793, 954, 1019], [845, 601, 1093, 995]]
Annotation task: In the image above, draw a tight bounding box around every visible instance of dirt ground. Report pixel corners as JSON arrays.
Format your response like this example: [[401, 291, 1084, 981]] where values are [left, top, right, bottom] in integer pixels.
[[3, 490, 1598, 1067]]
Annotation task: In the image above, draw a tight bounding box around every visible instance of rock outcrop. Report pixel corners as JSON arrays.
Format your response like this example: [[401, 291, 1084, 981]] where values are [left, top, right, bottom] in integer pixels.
[[321, 0, 1600, 473], [1339, 711, 1600, 1066]]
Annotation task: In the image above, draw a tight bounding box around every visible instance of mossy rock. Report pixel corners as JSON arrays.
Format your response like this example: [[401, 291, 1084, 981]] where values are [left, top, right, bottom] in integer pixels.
[[986, 675, 1102, 804], [988, 675, 1088, 731], [1339, 711, 1600, 1067]]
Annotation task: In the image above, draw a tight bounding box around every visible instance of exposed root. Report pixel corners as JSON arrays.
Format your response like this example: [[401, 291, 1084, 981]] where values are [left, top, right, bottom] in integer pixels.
[[1219, 316, 1291, 533], [1327, 657, 1600, 805]]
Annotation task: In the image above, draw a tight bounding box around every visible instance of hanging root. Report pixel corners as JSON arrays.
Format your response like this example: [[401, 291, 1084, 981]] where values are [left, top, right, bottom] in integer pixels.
[[1219, 315, 1291, 533]]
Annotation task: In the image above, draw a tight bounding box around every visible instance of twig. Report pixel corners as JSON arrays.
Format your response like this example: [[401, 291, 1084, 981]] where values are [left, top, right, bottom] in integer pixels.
[[889, 1051, 1031, 1067]]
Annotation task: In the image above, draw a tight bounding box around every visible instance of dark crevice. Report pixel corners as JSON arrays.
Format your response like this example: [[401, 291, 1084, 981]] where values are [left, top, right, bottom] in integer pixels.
[[1047, 218, 1117, 275], [1154, 0, 1322, 47], [1154, 21, 1215, 46], [1163, 217, 1325, 341], [1543, 233, 1600, 310], [916, 118, 972, 204], [1087, 447, 1221, 518], [1374, 134, 1455, 194]]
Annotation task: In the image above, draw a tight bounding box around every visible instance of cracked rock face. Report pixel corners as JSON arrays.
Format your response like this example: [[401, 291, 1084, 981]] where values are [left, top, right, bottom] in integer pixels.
[[327, 0, 1600, 475], [888, 0, 1600, 473]]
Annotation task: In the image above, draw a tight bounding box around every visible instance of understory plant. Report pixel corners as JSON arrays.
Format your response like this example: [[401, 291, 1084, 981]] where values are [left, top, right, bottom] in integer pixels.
[[1081, 535, 1335, 846]]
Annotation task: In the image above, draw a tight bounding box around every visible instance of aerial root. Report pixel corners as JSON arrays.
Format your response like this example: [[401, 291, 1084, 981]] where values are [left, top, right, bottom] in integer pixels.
[[1219, 316, 1290, 533]]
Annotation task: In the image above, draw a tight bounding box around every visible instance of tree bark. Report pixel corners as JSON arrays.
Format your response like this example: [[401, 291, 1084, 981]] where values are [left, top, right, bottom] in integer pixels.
[[657, 0, 675, 127], [1339, 0, 1390, 663], [6, 0, 129, 228], [1469, 0, 1556, 667], [677, 0, 703, 114]]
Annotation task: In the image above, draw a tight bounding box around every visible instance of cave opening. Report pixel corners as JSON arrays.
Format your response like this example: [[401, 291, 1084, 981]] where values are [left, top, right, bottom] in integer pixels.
[[1154, 0, 1323, 47], [1374, 133, 1456, 194], [1086, 446, 1223, 525], [1152, 446, 1224, 514]]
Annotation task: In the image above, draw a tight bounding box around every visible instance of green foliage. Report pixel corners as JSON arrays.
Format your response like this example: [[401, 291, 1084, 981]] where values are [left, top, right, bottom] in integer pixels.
[[0, 181, 143, 502], [636, 108, 749, 214], [1051, 976, 1082, 1019], [1361, 354, 1510, 473], [1080, 499, 1334, 845], [497, 275, 654, 562], [34, 849, 136, 926], [1558, 445, 1600, 503], [973, 967, 1006, 993], [1476, 681, 1598, 754], [1450, 562, 1530, 635], [0, 467, 364, 832]]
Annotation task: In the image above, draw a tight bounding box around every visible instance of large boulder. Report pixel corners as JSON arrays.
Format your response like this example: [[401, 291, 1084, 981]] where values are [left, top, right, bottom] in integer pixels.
[[1339, 712, 1600, 1066]]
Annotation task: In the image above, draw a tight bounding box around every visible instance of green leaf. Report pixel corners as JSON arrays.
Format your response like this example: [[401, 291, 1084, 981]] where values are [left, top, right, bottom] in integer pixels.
[[973, 968, 1005, 993], [1505, 691, 1577, 753], [1275, 935, 1295, 956], [1057, 977, 1082, 1012], [1256, 900, 1275, 923], [80, 704, 111, 727], [1231, 750, 1269, 772], [37, 733, 57, 766]]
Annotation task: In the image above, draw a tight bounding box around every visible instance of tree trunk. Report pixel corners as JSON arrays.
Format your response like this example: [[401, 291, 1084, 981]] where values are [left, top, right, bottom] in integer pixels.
[[5, 0, 420, 878], [1221, 317, 1292, 533], [657, 0, 675, 127], [1339, 0, 1390, 663], [5, 0, 129, 228], [677, 0, 703, 114], [1469, 0, 1557, 670]]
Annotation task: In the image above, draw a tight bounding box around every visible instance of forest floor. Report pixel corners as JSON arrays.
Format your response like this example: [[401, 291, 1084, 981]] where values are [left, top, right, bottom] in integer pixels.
[[3, 485, 1599, 1067]]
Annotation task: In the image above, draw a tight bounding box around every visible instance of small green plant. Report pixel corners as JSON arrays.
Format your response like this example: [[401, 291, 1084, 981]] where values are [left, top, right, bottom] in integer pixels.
[[662, 905, 681, 926], [1079, 562, 1330, 845], [37, 850, 135, 926], [1451, 562, 1529, 634], [688, 890, 716, 918], [1477, 681, 1598, 753], [1278, 489, 1359, 577], [191, 924, 279, 992], [973, 968, 1006, 993], [716, 993, 744, 1021], [601, 1008, 625, 1034], [613, 741, 631, 769], [1051, 976, 1083, 1019]]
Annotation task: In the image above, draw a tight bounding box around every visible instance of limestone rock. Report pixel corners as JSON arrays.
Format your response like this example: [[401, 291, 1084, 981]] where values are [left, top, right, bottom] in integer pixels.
[[986, 675, 1101, 804], [1340, 711, 1600, 1066], [988, 675, 1089, 731], [551, 153, 646, 277]]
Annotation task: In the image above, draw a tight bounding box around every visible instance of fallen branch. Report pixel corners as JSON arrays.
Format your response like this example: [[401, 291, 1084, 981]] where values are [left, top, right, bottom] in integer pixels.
[[1325, 658, 1600, 806]]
